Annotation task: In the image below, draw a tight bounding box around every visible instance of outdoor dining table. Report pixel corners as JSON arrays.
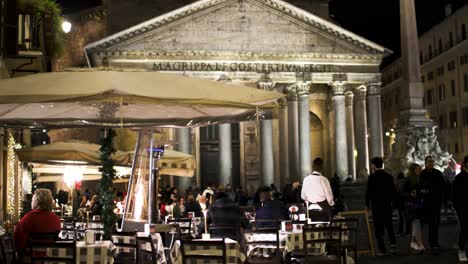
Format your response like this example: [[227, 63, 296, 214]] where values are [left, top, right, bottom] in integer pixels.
[[47, 240, 117, 264], [111, 232, 167, 264], [169, 238, 246, 264]]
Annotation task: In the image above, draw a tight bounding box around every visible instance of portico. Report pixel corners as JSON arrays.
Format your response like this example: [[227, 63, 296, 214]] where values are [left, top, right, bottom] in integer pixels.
[[85, 0, 390, 189]]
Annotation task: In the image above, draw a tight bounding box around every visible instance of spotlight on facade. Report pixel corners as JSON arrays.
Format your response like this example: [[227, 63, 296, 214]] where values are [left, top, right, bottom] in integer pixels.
[[61, 21, 72, 33], [385, 132, 390, 137]]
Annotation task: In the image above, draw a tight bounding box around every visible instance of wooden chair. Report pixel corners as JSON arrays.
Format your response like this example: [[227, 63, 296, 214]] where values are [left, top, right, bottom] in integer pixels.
[[29, 232, 76, 264], [112, 231, 137, 264], [181, 238, 226, 264], [242, 228, 281, 263], [332, 217, 358, 264], [209, 224, 240, 241], [301, 225, 342, 264], [136, 235, 159, 264], [168, 218, 192, 239], [0, 233, 17, 264]]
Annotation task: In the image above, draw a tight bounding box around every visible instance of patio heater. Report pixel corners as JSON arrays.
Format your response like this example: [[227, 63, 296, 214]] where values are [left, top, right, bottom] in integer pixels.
[[121, 129, 164, 231]]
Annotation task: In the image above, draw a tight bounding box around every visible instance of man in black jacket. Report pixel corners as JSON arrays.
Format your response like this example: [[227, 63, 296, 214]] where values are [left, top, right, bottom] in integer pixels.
[[255, 187, 289, 228], [366, 157, 396, 255], [454, 156, 468, 262], [420, 156, 446, 253], [208, 192, 249, 241]]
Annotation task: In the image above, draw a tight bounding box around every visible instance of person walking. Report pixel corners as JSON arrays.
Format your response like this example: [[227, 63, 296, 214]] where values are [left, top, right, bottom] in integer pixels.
[[453, 155, 468, 262], [365, 157, 397, 255], [420, 156, 446, 254], [301, 158, 334, 219], [405, 163, 425, 253]]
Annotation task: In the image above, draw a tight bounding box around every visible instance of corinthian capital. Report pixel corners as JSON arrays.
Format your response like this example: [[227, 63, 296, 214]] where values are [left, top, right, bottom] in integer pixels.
[[257, 73, 275, 91], [345, 91, 354, 106], [366, 82, 381, 95], [283, 84, 298, 101], [329, 81, 347, 96], [354, 85, 367, 101], [296, 82, 311, 97]]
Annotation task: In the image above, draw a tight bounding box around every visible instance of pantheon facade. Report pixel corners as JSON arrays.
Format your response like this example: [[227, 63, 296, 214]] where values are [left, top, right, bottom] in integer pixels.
[[84, 0, 390, 192]]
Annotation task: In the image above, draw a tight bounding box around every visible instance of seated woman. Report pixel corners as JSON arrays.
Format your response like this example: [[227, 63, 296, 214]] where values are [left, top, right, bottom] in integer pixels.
[[14, 188, 61, 255]]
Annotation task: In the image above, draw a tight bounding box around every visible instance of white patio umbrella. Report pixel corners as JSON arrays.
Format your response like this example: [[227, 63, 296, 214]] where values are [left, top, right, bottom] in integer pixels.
[[0, 68, 284, 128]]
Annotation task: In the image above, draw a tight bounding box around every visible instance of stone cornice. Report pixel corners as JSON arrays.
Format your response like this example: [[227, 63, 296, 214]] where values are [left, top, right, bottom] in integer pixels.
[[85, 0, 391, 56], [95, 50, 383, 64]]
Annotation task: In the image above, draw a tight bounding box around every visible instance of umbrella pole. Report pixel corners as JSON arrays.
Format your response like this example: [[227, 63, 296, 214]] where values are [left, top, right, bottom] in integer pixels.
[[148, 130, 155, 224]]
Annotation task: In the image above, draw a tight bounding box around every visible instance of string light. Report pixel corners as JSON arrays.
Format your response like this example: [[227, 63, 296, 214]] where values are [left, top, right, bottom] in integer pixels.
[[7, 133, 16, 217]]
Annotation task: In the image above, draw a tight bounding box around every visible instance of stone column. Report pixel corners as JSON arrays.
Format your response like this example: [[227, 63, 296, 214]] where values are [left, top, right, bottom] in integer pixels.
[[176, 128, 192, 191], [258, 75, 275, 186], [367, 82, 384, 159], [284, 86, 300, 181], [354, 86, 369, 179], [297, 82, 312, 180], [218, 124, 232, 185], [330, 81, 348, 181], [345, 91, 356, 180], [278, 101, 289, 186]]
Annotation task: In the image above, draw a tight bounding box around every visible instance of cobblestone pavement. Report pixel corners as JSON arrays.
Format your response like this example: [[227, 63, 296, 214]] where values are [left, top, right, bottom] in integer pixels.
[[360, 222, 463, 264]]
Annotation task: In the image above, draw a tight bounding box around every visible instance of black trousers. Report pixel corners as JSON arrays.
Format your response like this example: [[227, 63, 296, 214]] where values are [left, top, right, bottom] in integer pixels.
[[457, 209, 468, 250], [372, 205, 396, 252], [425, 208, 441, 248]]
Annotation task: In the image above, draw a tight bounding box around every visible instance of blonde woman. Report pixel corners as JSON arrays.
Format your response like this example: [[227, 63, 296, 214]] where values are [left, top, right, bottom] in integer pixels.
[[405, 163, 425, 253], [14, 188, 61, 254]]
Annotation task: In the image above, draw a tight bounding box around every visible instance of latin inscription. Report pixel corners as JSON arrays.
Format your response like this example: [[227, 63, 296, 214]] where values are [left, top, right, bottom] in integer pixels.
[[152, 62, 337, 72]]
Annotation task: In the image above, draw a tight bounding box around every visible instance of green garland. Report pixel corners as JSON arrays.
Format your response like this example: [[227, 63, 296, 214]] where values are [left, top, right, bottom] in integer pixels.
[[99, 129, 118, 239], [17, 0, 65, 56]]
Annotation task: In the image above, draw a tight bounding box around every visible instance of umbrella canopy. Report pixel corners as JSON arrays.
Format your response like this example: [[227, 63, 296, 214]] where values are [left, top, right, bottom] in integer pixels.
[[17, 140, 196, 177], [0, 69, 284, 128]]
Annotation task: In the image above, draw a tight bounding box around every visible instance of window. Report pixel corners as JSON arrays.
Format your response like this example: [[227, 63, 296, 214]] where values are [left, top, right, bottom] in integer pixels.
[[448, 60, 456, 71], [462, 24, 466, 41], [429, 45, 433, 59], [439, 113, 446, 129], [426, 90, 433, 105], [449, 32, 454, 47], [437, 66, 445, 76], [463, 107, 468, 126], [450, 111, 457, 128], [395, 93, 399, 105], [451, 80, 456, 96], [439, 84, 446, 101], [420, 52, 423, 64], [465, 73, 468, 92], [428, 71, 434, 80], [455, 143, 459, 153], [422, 75, 425, 82], [439, 38, 443, 54]]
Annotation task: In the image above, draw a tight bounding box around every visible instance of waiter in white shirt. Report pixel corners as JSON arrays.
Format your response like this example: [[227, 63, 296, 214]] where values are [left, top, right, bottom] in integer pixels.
[[301, 158, 334, 218]]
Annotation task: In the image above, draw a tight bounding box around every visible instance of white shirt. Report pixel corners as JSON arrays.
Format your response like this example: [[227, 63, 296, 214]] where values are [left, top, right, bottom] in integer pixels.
[[301, 171, 335, 206]]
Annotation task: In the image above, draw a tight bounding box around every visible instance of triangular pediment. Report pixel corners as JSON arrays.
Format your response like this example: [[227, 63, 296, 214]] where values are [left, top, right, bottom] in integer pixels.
[[86, 0, 389, 56]]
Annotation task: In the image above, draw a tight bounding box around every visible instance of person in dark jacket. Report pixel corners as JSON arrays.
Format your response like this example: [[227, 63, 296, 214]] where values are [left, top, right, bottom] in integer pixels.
[[404, 163, 425, 252], [365, 157, 397, 255], [420, 155, 446, 253], [208, 192, 249, 240], [453, 155, 468, 262], [184, 194, 202, 217], [255, 187, 288, 228]]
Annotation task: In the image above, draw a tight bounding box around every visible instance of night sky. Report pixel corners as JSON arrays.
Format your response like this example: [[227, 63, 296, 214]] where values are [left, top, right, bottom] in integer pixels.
[[56, 0, 467, 64]]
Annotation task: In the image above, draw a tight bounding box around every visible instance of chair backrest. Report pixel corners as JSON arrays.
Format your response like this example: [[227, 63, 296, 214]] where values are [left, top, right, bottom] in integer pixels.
[[136, 235, 158, 264], [181, 238, 226, 264], [242, 228, 280, 261], [112, 231, 137, 248], [0, 233, 17, 264], [331, 217, 358, 248], [209, 225, 240, 241], [168, 218, 192, 238], [29, 232, 76, 264], [302, 225, 342, 258]]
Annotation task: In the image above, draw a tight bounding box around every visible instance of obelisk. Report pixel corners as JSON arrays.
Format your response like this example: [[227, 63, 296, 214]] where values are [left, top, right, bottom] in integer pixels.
[[388, 0, 452, 172]]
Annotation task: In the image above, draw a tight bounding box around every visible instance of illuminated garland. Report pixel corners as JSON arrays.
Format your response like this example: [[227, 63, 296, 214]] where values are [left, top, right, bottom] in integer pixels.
[[7, 132, 25, 219], [6, 133, 17, 217]]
